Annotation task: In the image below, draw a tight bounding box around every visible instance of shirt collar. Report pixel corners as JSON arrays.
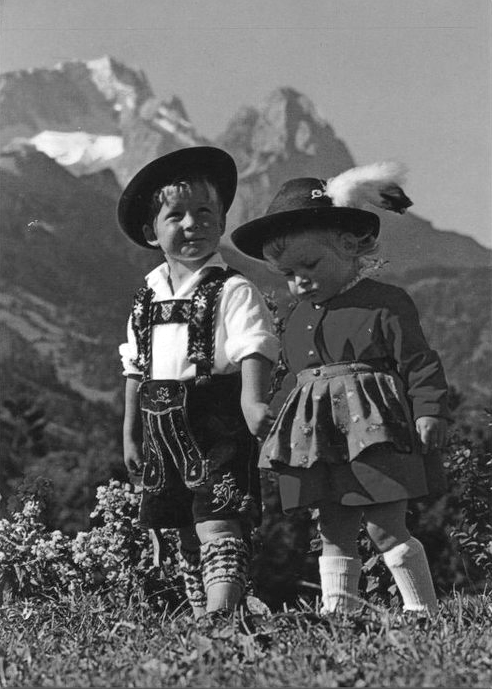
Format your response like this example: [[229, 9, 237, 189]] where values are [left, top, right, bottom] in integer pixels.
[[145, 252, 228, 296]]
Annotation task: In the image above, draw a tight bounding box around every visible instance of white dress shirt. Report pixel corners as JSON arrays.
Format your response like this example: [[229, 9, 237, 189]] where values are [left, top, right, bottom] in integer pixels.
[[119, 253, 279, 380]]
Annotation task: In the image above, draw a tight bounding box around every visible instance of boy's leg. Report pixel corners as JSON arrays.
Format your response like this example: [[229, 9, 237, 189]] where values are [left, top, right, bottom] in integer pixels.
[[177, 525, 207, 619], [317, 501, 363, 613], [195, 519, 249, 612], [365, 500, 438, 613]]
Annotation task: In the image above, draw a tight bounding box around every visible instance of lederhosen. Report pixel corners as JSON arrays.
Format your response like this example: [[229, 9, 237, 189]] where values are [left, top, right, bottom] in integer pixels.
[[131, 267, 261, 529]]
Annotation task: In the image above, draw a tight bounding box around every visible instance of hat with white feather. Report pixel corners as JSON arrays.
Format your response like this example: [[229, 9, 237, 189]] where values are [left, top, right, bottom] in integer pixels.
[[231, 161, 412, 260]]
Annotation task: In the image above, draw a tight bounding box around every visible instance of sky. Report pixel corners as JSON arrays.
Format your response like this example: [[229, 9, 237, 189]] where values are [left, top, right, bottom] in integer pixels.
[[0, 0, 491, 248]]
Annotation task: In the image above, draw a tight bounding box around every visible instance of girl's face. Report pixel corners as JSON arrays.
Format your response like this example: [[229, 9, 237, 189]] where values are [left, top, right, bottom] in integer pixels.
[[150, 181, 225, 269], [264, 229, 358, 304]]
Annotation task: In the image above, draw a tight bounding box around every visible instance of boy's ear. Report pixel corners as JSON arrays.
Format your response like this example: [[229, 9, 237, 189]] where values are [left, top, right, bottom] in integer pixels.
[[142, 223, 160, 247]]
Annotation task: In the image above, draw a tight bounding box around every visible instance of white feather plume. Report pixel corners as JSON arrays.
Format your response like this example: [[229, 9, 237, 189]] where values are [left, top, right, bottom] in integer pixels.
[[325, 161, 412, 213]]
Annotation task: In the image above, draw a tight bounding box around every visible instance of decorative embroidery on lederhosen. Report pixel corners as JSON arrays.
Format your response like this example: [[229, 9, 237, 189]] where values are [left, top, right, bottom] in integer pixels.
[[140, 379, 206, 490], [130, 267, 238, 492]]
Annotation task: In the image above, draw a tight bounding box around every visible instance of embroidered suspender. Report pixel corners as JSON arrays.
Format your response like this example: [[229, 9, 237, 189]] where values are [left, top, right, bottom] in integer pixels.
[[187, 267, 236, 385], [131, 286, 155, 380], [131, 267, 237, 383]]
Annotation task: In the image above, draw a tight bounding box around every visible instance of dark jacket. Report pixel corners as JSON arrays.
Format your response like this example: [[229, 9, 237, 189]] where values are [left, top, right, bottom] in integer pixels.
[[280, 278, 450, 421]]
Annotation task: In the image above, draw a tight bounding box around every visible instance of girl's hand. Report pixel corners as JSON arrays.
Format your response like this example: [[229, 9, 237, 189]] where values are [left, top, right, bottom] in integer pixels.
[[415, 416, 447, 454], [123, 438, 143, 476], [242, 401, 276, 440]]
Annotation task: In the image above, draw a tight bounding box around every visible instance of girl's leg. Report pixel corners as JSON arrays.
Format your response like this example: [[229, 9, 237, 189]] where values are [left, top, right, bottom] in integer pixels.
[[195, 519, 249, 612], [364, 500, 438, 613], [317, 501, 363, 613], [177, 525, 207, 619]]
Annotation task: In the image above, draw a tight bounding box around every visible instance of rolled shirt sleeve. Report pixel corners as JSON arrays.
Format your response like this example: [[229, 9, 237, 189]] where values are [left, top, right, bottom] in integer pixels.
[[119, 315, 142, 377], [222, 278, 279, 366]]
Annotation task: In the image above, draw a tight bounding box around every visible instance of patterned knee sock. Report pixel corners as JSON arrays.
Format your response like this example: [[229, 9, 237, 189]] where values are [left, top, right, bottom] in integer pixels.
[[200, 537, 250, 597], [177, 547, 207, 615], [383, 537, 438, 613], [319, 556, 362, 614]]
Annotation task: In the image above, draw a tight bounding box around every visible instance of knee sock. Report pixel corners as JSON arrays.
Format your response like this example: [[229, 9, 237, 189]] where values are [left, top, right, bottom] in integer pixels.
[[319, 555, 362, 614], [177, 547, 207, 617], [382, 537, 438, 613], [200, 536, 250, 605]]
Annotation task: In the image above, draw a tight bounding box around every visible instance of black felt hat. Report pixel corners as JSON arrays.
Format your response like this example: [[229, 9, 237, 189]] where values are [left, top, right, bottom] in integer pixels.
[[117, 146, 237, 248], [231, 177, 380, 261]]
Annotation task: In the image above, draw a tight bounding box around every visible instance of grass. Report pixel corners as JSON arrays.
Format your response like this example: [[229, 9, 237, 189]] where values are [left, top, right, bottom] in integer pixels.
[[1, 591, 492, 688]]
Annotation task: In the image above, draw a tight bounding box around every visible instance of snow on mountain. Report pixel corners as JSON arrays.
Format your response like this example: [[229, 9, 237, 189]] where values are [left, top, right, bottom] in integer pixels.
[[29, 131, 124, 175]]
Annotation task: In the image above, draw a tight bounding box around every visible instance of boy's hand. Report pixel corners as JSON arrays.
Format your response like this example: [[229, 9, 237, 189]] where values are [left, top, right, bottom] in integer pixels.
[[123, 438, 144, 476], [415, 416, 447, 454], [242, 401, 275, 440]]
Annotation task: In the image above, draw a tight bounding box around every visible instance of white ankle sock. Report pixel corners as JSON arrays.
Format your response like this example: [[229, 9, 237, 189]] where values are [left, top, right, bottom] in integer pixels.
[[383, 537, 438, 613], [319, 555, 362, 613]]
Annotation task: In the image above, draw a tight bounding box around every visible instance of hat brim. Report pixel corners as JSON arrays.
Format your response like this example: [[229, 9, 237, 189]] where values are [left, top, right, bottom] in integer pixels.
[[231, 207, 380, 260], [117, 146, 237, 248]]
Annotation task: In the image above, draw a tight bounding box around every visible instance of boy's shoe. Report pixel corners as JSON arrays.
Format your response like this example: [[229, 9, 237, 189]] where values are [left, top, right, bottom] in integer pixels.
[[195, 609, 234, 636]]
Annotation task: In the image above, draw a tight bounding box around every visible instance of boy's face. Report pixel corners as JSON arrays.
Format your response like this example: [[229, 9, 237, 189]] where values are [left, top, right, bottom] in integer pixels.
[[264, 229, 357, 304], [151, 181, 225, 269]]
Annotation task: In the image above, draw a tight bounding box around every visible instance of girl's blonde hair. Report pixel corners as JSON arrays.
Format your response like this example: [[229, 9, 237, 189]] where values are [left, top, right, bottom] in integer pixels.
[[263, 225, 379, 261]]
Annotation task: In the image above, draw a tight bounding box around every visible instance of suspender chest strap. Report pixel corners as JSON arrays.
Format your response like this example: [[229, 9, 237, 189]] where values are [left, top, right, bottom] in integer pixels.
[[131, 267, 238, 383]]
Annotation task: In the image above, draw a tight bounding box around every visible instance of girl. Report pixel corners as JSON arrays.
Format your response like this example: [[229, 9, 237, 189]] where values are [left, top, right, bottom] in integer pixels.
[[231, 162, 450, 615]]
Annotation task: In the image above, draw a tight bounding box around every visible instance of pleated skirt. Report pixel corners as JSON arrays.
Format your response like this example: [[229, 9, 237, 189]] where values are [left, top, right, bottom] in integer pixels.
[[260, 361, 446, 510]]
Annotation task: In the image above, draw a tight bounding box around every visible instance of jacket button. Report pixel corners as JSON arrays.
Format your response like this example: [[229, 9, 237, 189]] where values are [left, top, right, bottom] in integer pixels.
[[308, 350, 315, 356], [307, 324, 313, 330]]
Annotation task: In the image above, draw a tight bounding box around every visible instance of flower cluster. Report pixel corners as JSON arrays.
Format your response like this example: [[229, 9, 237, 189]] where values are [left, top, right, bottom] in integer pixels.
[[70, 481, 156, 590], [0, 500, 75, 598], [89, 480, 141, 525], [0, 480, 180, 602]]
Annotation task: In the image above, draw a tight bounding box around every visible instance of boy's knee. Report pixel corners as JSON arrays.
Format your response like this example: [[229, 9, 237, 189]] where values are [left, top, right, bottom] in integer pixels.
[[195, 519, 242, 544]]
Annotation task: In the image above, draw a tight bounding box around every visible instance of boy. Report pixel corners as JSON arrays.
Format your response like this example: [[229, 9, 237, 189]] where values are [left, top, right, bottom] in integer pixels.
[[117, 147, 278, 618]]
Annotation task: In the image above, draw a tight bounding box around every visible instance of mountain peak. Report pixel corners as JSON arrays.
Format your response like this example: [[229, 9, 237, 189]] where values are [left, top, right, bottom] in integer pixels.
[[219, 85, 354, 189], [85, 55, 153, 111], [0, 56, 206, 182], [86, 54, 123, 73], [0, 57, 152, 149], [267, 86, 321, 120]]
